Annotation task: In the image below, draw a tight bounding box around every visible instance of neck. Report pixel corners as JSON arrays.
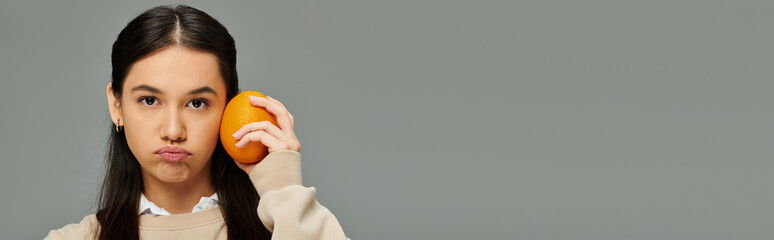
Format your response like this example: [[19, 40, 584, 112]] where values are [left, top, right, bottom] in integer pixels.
[[141, 163, 216, 215]]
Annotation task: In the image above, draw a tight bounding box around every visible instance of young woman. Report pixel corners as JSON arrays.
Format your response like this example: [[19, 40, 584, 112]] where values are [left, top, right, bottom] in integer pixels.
[[46, 5, 348, 240]]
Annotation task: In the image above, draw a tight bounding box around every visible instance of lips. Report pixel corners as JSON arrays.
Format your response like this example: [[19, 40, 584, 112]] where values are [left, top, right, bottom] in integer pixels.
[[155, 145, 192, 162]]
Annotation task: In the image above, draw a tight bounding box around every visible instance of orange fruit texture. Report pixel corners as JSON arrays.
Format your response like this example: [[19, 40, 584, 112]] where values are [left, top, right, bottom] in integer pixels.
[[219, 91, 279, 164]]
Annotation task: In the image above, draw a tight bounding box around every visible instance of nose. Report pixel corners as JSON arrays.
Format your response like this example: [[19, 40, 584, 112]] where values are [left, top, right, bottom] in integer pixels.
[[160, 108, 186, 142]]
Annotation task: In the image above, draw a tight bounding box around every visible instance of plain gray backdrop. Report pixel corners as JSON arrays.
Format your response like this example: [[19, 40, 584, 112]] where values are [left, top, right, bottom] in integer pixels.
[[1, 0, 773, 239]]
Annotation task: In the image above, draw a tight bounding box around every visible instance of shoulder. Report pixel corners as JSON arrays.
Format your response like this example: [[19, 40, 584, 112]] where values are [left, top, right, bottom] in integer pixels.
[[45, 214, 99, 240]]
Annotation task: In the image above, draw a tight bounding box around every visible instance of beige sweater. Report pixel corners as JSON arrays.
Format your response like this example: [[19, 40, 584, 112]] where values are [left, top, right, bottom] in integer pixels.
[[45, 150, 349, 240]]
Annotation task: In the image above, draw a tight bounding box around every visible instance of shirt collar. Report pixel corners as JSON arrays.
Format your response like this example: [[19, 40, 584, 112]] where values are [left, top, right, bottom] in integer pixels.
[[139, 192, 220, 216]]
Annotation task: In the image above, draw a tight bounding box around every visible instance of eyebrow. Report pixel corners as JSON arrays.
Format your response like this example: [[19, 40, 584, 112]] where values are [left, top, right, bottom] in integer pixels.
[[130, 84, 217, 96]]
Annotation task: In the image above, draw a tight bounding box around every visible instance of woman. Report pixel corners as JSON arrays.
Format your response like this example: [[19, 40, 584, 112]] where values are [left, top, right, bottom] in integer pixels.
[[46, 4, 348, 240]]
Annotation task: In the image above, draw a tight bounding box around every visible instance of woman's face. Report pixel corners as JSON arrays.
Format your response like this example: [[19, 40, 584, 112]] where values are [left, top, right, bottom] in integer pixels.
[[107, 46, 227, 184]]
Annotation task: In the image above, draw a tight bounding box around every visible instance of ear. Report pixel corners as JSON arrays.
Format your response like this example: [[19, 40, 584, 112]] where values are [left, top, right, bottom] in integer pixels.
[[106, 82, 123, 125]]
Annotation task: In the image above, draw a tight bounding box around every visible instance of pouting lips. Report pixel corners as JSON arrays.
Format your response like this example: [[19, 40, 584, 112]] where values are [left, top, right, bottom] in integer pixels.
[[157, 152, 190, 162]]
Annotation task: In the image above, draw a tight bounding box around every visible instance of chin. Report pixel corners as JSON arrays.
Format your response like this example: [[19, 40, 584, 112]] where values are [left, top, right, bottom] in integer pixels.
[[159, 175, 189, 183], [155, 166, 190, 183]]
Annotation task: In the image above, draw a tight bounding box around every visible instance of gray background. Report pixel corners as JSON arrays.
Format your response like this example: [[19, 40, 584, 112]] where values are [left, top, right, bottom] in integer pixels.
[[1, 0, 772, 239]]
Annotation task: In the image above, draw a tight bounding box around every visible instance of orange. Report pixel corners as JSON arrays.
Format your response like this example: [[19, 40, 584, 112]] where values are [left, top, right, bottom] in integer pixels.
[[219, 91, 278, 163]]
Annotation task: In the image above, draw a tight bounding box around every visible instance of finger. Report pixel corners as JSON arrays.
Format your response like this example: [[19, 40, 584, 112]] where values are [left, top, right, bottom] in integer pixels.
[[249, 96, 294, 134], [234, 130, 289, 153], [232, 121, 286, 141], [266, 96, 294, 126], [258, 96, 294, 128], [265, 96, 295, 132]]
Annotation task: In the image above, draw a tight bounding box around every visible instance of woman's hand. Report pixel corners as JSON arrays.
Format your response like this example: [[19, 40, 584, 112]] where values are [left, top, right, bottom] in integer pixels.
[[231, 96, 300, 173]]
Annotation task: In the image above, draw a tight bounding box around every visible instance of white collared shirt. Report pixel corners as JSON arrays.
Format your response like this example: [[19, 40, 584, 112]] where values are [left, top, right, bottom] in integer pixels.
[[139, 193, 220, 216]]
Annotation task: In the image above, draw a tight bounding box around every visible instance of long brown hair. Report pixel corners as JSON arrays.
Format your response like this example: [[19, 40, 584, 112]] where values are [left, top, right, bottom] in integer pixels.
[[96, 4, 271, 239]]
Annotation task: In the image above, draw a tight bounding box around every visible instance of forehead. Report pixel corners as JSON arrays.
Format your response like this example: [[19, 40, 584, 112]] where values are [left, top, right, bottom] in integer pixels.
[[124, 46, 225, 95]]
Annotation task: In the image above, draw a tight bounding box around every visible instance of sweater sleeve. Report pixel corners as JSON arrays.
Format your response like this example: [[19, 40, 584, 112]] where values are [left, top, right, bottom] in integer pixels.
[[248, 150, 350, 240], [44, 214, 98, 240]]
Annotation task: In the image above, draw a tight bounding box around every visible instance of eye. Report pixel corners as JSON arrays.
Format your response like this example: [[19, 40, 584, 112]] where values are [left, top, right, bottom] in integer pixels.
[[187, 99, 208, 109], [139, 96, 158, 106]]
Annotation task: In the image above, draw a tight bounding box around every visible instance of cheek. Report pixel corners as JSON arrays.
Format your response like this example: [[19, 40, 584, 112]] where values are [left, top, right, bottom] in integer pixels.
[[190, 111, 224, 153], [123, 117, 157, 162]]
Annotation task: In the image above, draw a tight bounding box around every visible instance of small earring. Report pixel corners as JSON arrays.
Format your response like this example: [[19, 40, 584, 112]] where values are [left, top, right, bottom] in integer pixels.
[[116, 119, 122, 133]]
